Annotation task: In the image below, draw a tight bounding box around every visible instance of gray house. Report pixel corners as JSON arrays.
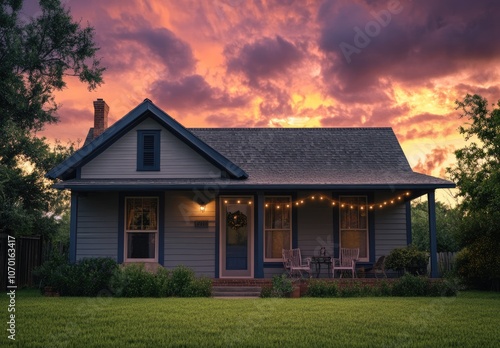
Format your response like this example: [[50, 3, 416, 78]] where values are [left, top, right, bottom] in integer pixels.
[[47, 99, 454, 278]]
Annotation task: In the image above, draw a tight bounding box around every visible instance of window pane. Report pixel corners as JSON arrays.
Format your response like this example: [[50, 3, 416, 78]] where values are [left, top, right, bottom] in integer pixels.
[[126, 197, 158, 230], [264, 197, 291, 259], [265, 230, 291, 259], [341, 230, 367, 259], [340, 196, 368, 259], [127, 232, 156, 259]]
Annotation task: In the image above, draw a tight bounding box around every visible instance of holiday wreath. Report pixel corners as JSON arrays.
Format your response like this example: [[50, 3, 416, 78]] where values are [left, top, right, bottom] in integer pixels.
[[226, 210, 248, 230]]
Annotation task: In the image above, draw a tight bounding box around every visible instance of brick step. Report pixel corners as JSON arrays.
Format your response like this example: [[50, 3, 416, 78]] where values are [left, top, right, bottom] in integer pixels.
[[212, 286, 262, 298]]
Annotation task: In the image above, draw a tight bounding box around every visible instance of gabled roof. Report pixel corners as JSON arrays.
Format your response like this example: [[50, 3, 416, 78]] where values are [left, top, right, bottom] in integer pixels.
[[189, 128, 454, 187], [47, 100, 455, 191], [46, 99, 248, 180]]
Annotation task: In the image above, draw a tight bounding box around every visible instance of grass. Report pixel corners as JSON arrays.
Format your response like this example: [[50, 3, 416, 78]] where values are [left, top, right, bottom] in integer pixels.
[[2, 290, 500, 347]]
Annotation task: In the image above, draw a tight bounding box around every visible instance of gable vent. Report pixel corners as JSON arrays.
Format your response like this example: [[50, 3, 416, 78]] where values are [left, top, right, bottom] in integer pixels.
[[143, 135, 155, 167]]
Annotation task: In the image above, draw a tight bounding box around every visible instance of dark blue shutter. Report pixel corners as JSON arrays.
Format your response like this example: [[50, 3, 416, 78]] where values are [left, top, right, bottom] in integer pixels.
[[137, 130, 160, 171]]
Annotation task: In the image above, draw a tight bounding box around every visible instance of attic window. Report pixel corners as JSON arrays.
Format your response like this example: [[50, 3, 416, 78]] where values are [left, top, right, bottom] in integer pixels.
[[137, 130, 160, 171]]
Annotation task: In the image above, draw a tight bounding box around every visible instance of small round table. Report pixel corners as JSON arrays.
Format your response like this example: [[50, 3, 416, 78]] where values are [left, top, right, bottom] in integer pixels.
[[311, 256, 332, 278]]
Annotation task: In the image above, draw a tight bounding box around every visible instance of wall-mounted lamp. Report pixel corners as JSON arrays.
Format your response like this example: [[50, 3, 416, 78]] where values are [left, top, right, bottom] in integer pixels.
[[200, 204, 206, 213]]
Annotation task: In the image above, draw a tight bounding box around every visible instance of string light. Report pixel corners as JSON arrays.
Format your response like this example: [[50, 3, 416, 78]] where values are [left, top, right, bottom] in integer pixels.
[[222, 191, 412, 211]]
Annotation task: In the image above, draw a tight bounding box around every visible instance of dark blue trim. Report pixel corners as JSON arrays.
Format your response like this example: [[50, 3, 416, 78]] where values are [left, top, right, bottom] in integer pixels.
[[254, 193, 264, 278], [46, 100, 248, 180], [428, 190, 438, 278], [69, 192, 78, 263], [55, 182, 456, 191], [118, 193, 124, 263], [263, 262, 283, 268], [158, 194, 165, 266], [137, 130, 161, 171], [76, 167, 81, 179], [215, 197, 220, 278], [406, 201, 412, 245]]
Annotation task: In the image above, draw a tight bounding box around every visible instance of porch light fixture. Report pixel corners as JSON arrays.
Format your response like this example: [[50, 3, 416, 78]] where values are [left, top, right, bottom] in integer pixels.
[[200, 204, 206, 213]]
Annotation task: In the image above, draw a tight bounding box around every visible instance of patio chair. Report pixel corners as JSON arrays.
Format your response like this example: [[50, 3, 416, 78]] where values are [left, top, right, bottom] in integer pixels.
[[282, 248, 312, 278], [366, 255, 387, 278], [331, 248, 359, 278]]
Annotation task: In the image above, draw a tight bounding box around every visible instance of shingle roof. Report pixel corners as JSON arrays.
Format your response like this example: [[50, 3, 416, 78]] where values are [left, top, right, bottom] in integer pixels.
[[47, 99, 454, 190], [189, 128, 453, 187]]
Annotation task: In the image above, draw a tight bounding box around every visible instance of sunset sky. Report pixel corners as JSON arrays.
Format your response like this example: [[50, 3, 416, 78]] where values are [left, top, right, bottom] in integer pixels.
[[29, 0, 500, 204]]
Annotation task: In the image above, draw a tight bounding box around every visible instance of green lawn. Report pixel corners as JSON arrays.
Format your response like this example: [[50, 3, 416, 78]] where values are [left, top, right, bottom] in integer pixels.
[[2, 290, 500, 347]]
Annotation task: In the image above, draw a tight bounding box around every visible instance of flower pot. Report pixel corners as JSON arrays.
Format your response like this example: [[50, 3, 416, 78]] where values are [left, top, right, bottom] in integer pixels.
[[290, 286, 301, 298]]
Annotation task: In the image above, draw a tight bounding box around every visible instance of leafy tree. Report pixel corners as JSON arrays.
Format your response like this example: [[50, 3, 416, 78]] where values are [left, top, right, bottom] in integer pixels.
[[448, 94, 500, 290], [0, 0, 104, 238], [411, 201, 460, 253]]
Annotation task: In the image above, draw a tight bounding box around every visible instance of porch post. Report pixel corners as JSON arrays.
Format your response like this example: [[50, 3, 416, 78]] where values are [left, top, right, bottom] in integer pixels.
[[427, 190, 438, 278], [255, 192, 264, 278]]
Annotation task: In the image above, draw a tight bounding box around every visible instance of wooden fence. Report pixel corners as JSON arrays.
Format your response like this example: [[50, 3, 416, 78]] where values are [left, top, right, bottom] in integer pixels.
[[0, 234, 43, 291], [428, 252, 457, 277]]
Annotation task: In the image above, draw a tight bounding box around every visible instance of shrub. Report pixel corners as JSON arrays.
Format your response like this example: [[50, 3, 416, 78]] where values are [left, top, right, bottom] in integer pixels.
[[427, 278, 459, 297], [110, 263, 157, 297], [392, 274, 428, 296], [260, 286, 273, 298], [271, 274, 294, 297], [306, 280, 338, 297], [34, 257, 118, 296], [156, 267, 172, 297], [170, 265, 195, 297], [386, 246, 428, 275], [185, 277, 212, 297]]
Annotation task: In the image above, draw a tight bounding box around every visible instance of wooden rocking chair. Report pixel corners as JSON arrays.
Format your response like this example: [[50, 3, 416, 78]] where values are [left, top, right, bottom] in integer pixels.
[[282, 249, 312, 278], [366, 255, 387, 278], [332, 248, 359, 278]]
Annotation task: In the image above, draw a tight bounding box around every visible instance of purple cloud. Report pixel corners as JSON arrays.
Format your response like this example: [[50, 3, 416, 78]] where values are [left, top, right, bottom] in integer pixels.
[[226, 36, 304, 86], [149, 74, 249, 111]]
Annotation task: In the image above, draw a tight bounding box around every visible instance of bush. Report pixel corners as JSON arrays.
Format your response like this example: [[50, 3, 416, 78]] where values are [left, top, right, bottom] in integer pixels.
[[170, 265, 195, 297], [185, 277, 213, 297], [156, 267, 172, 297], [34, 257, 118, 296], [386, 246, 428, 275], [306, 280, 339, 297], [392, 273, 428, 296], [271, 274, 295, 297], [110, 263, 157, 297]]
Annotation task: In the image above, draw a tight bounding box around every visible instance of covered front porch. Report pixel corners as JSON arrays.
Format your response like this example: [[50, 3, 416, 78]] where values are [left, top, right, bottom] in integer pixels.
[[213, 188, 441, 279]]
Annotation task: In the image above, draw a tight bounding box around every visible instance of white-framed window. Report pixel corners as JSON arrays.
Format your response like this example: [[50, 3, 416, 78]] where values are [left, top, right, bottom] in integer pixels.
[[339, 196, 369, 262], [125, 197, 158, 262], [264, 196, 292, 261]]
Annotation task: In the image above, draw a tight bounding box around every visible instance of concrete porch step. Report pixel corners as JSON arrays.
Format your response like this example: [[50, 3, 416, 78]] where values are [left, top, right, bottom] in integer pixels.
[[212, 286, 262, 298]]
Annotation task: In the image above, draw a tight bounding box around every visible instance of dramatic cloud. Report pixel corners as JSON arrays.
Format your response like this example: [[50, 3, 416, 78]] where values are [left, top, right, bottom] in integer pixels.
[[36, 0, 500, 195], [117, 27, 196, 78], [149, 74, 249, 111], [226, 36, 304, 86], [317, 0, 500, 101], [413, 146, 455, 178]]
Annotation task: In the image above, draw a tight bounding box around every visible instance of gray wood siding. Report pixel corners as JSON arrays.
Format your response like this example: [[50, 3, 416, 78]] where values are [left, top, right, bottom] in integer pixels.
[[81, 118, 221, 179], [264, 268, 284, 278], [296, 193, 334, 259], [164, 192, 215, 277], [76, 192, 118, 260], [374, 192, 407, 258]]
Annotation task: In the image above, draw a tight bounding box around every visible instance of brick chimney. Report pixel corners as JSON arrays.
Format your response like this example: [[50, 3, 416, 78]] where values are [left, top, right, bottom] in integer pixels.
[[93, 98, 109, 139]]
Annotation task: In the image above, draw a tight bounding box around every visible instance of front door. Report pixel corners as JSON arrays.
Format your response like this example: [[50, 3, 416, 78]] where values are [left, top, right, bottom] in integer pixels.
[[220, 196, 254, 278]]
